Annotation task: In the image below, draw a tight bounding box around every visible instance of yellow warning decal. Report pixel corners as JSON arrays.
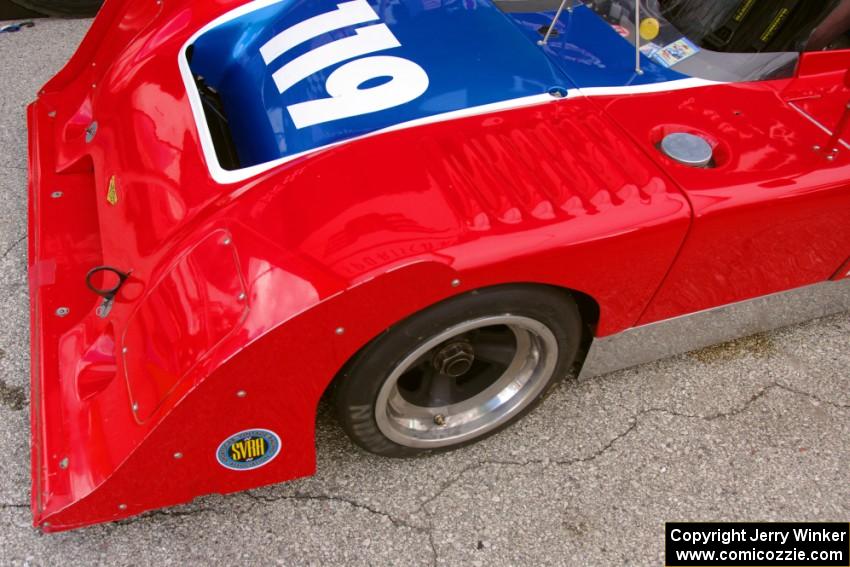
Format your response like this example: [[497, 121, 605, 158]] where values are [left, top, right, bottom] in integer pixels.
[[734, 0, 757, 23], [106, 175, 118, 206], [761, 8, 791, 44]]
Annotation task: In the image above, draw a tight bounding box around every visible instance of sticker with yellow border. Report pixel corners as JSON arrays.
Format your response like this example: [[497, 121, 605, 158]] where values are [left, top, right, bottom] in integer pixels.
[[216, 429, 281, 471]]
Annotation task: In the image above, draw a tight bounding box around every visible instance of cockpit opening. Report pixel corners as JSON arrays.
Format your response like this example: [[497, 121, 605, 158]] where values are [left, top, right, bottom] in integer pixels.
[[497, 0, 850, 84], [587, 0, 848, 54]]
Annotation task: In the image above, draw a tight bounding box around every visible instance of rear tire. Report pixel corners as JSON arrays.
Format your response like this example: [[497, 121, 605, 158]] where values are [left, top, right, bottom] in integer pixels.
[[9, 0, 102, 17], [333, 285, 582, 457]]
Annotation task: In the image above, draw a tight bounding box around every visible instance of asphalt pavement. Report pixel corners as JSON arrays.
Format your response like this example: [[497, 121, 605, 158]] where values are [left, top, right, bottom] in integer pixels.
[[0, 17, 848, 567]]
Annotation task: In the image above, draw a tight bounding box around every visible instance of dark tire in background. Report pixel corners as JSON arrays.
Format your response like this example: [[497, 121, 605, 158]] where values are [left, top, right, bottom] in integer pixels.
[[9, 0, 102, 17]]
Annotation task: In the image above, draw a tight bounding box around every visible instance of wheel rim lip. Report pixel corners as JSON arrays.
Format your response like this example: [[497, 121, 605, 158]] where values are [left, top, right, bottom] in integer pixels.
[[374, 315, 559, 448]]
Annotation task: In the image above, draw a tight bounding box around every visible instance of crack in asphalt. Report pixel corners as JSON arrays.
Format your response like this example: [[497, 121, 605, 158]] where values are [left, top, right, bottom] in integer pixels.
[[412, 383, 765, 511], [109, 491, 439, 564], [244, 491, 426, 531], [22, 379, 844, 565], [772, 382, 850, 410], [411, 379, 850, 564], [475, 382, 843, 476], [244, 491, 440, 566], [122, 506, 222, 526], [0, 235, 26, 262], [406, 382, 785, 564], [427, 519, 438, 567]]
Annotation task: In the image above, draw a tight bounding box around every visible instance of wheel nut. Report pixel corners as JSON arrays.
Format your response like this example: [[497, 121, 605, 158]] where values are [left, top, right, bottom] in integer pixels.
[[433, 414, 446, 426], [432, 341, 475, 377]]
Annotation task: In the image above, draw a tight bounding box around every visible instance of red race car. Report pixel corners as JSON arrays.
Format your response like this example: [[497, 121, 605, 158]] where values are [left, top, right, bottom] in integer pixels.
[[27, 0, 850, 531]]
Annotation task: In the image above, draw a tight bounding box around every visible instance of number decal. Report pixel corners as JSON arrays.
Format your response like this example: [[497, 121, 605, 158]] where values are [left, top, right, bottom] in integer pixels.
[[259, 0, 380, 64], [270, 24, 401, 94], [260, 0, 429, 128], [287, 55, 430, 129]]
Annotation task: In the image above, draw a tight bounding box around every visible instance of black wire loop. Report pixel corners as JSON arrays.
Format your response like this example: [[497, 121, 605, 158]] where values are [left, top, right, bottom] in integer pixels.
[[85, 266, 131, 300]]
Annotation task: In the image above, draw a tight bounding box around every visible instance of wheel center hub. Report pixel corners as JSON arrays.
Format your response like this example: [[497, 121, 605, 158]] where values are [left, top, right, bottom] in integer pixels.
[[432, 341, 475, 377]]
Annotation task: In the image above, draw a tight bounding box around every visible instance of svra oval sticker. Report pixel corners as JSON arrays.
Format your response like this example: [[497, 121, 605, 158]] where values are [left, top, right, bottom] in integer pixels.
[[216, 429, 281, 471]]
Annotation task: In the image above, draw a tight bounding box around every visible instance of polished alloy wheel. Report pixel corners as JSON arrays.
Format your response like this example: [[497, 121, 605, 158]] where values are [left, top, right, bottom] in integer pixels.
[[374, 315, 559, 448]]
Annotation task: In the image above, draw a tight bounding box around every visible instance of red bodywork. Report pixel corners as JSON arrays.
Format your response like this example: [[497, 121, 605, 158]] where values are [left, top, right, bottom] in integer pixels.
[[28, 0, 850, 530]]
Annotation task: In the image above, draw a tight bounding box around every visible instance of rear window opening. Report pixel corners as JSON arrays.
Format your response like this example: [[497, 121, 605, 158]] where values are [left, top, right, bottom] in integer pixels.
[[500, 0, 849, 82], [579, 0, 844, 54], [186, 46, 241, 171], [653, 0, 843, 54]]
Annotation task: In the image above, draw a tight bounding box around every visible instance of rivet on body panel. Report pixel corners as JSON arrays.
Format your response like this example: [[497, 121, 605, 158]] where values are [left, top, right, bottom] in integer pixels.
[[58, 457, 69, 469], [236, 390, 247, 398], [50, 191, 63, 199], [55, 307, 70, 317], [451, 279, 461, 288], [335, 327, 345, 335]]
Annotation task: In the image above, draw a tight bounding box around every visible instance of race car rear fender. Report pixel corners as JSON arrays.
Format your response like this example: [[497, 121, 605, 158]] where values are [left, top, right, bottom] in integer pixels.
[[30, 99, 693, 531], [31, 147, 674, 529], [32, 251, 602, 531]]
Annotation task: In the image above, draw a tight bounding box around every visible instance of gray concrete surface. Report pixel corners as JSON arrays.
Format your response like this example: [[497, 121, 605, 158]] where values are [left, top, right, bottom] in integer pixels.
[[1, 18, 849, 567]]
